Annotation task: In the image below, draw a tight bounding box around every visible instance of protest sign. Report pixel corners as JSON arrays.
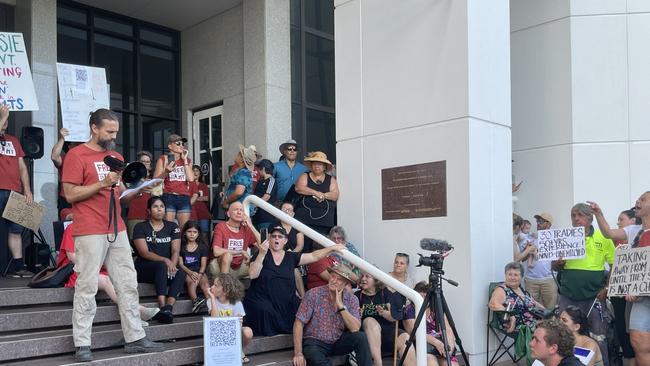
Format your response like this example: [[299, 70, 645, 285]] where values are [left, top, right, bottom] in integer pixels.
[[1, 191, 44, 232], [536, 227, 586, 261], [56, 63, 109, 142], [607, 246, 650, 297], [0, 32, 39, 111], [203, 317, 242, 366]]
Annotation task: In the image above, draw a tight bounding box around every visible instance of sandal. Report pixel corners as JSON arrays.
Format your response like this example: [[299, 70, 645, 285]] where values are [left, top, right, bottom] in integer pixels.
[[242, 356, 250, 364]]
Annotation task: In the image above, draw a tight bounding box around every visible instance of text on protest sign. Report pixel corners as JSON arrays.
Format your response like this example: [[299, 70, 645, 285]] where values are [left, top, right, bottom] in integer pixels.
[[607, 246, 650, 297], [536, 227, 586, 261], [1, 191, 44, 232], [203, 317, 242, 366], [0, 32, 39, 111]]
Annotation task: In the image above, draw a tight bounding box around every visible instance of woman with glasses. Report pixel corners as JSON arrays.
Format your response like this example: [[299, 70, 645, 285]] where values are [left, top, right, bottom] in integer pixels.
[[389, 253, 415, 290], [153, 134, 195, 230], [243, 225, 345, 336], [329, 226, 362, 281]]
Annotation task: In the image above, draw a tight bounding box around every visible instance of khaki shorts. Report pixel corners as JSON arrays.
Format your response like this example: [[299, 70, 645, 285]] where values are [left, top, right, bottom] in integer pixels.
[[207, 257, 250, 281]]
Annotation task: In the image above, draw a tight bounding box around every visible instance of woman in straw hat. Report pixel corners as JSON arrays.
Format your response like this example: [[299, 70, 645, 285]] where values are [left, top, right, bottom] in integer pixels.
[[294, 151, 339, 250], [222, 145, 256, 210]]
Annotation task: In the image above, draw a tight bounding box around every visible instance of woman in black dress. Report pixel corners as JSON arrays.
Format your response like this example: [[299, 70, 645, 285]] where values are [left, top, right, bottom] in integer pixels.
[[294, 151, 339, 252], [243, 225, 345, 336]]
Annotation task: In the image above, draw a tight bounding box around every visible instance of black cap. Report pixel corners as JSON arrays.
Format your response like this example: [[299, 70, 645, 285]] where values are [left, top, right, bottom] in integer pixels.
[[269, 226, 287, 236]]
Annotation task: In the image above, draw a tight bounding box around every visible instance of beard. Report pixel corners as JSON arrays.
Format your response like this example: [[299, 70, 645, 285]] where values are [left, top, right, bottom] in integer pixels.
[[98, 137, 116, 151]]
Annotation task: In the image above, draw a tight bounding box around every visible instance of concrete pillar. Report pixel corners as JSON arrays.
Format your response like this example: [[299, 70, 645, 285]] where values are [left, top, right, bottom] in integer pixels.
[[335, 0, 512, 363], [243, 0, 291, 160], [511, 1, 650, 227], [14, 0, 57, 244]]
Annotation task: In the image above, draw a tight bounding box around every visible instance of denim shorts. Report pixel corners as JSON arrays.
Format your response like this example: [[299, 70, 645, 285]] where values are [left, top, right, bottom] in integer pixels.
[[629, 296, 650, 332], [162, 193, 191, 214], [198, 219, 210, 233], [0, 189, 24, 233]]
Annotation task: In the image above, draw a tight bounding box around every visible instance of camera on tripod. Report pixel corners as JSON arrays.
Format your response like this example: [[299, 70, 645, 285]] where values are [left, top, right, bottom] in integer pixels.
[[103, 155, 147, 188], [417, 238, 453, 270]]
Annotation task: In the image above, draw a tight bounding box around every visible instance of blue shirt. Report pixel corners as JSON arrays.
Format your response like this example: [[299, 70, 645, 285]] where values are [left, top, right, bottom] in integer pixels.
[[225, 167, 252, 203], [273, 160, 309, 201]]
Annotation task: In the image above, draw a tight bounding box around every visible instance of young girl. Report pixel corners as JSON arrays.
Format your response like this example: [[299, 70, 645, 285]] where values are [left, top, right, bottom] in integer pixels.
[[208, 273, 254, 364], [178, 221, 210, 314]]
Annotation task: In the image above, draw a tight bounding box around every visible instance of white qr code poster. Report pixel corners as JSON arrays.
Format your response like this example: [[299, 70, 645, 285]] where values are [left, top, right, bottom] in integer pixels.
[[203, 317, 242, 366]]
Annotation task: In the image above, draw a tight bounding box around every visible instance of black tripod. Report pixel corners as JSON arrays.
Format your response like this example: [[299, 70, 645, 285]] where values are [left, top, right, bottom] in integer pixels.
[[398, 254, 469, 366]]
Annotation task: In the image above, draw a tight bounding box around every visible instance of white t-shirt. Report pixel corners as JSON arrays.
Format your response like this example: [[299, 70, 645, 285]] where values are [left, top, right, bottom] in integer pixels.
[[623, 224, 642, 246], [207, 298, 246, 317]]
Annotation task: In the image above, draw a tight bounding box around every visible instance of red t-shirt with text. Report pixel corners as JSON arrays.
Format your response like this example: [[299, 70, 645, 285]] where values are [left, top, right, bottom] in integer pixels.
[[161, 156, 191, 196], [127, 191, 151, 220], [61, 144, 126, 236], [211, 222, 257, 268], [190, 182, 211, 220], [0, 134, 25, 192]]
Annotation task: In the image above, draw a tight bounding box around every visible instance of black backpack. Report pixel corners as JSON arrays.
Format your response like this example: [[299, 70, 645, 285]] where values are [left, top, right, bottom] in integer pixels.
[[27, 263, 74, 288]]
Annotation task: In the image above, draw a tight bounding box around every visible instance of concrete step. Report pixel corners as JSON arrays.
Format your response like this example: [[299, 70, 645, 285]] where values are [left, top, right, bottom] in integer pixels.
[[0, 300, 193, 332], [0, 317, 203, 362], [0, 284, 157, 307], [5, 337, 344, 366]]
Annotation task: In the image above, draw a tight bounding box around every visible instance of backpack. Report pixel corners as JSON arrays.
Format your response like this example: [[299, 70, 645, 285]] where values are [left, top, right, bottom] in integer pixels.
[[27, 263, 74, 288]]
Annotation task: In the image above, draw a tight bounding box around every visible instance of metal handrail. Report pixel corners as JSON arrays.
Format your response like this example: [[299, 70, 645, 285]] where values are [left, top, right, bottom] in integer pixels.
[[243, 195, 428, 366]]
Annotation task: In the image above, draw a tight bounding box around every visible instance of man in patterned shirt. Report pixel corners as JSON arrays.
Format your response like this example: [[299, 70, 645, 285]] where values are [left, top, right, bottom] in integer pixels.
[[292, 265, 371, 366]]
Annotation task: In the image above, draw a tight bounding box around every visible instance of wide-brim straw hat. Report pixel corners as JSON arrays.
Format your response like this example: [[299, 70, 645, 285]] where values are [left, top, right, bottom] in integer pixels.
[[327, 264, 356, 284], [304, 151, 332, 171], [238, 144, 257, 170]]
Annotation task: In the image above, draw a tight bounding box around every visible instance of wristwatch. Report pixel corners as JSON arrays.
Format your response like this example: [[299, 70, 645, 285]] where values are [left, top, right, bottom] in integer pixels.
[[336, 306, 347, 313]]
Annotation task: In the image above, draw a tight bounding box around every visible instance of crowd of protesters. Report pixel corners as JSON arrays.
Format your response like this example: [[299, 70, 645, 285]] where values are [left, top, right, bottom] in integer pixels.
[[1, 106, 648, 366]]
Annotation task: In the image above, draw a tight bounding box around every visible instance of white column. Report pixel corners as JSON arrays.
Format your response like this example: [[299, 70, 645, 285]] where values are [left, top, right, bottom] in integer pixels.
[[335, 0, 512, 363], [14, 0, 58, 244]]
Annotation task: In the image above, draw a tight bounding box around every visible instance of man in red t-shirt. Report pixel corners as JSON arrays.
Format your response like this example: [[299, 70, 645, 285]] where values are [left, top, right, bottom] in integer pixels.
[[0, 105, 34, 278], [208, 201, 260, 280], [61, 108, 163, 362]]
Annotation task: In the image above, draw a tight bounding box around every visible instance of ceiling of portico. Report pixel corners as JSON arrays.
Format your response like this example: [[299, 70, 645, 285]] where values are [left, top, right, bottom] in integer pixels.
[[72, 0, 242, 30]]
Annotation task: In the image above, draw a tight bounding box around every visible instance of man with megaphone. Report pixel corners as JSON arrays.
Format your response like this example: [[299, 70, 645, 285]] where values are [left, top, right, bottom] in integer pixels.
[[61, 108, 164, 362]]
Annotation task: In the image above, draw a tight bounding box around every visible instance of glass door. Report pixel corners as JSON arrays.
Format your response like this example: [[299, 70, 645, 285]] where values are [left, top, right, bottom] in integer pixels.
[[192, 106, 224, 209]]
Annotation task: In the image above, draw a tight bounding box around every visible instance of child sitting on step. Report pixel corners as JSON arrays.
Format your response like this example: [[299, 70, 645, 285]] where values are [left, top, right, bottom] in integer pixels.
[[208, 273, 254, 364], [178, 221, 210, 313]]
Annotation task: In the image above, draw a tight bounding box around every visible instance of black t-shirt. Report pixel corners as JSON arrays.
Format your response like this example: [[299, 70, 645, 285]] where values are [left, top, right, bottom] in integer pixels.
[[132, 220, 181, 258], [357, 288, 405, 329], [558, 356, 584, 366], [253, 177, 278, 224], [181, 244, 209, 271]]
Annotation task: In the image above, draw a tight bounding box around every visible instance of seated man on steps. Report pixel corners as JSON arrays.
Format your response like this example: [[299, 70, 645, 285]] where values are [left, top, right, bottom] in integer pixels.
[[293, 265, 372, 366]]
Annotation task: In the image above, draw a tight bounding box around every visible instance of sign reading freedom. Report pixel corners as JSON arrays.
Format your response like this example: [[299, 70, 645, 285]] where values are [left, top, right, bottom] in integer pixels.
[[536, 227, 586, 261], [608, 246, 650, 297]]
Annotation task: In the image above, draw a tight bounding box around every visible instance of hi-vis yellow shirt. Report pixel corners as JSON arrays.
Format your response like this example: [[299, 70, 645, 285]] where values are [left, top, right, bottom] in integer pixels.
[[564, 228, 615, 271]]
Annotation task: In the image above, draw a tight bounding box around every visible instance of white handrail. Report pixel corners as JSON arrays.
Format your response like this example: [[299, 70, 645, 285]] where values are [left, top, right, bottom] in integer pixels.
[[243, 195, 428, 366]]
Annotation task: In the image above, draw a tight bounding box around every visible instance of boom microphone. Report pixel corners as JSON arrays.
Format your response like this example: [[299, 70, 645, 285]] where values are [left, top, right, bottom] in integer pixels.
[[420, 238, 453, 252]]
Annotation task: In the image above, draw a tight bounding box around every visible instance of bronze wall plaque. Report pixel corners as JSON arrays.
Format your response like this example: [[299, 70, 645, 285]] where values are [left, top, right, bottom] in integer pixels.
[[381, 161, 447, 220]]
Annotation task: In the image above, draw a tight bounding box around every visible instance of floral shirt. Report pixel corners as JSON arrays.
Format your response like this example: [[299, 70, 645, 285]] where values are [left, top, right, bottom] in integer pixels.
[[498, 283, 538, 328], [295, 285, 360, 344]]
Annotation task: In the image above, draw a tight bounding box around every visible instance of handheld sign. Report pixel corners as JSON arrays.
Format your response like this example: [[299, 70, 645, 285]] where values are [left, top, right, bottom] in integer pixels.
[[536, 227, 586, 261], [607, 246, 650, 297], [0, 32, 39, 111], [203, 317, 242, 366], [1, 191, 44, 232], [56, 63, 109, 142]]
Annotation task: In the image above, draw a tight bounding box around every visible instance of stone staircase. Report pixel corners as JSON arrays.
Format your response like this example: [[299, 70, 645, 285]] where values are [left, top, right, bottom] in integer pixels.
[[0, 280, 305, 365]]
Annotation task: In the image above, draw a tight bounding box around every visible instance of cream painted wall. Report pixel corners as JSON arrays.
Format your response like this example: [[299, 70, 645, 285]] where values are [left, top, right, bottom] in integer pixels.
[[335, 0, 512, 363], [511, 2, 650, 229]]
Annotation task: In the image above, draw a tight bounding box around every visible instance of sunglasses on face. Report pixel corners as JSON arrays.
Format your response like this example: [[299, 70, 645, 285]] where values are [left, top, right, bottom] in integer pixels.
[[270, 234, 286, 239], [285, 147, 297, 152], [396, 253, 409, 258], [536, 219, 548, 225], [173, 141, 186, 146]]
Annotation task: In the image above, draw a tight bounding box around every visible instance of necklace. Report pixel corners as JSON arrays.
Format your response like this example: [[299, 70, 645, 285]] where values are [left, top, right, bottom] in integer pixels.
[[149, 220, 164, 241]]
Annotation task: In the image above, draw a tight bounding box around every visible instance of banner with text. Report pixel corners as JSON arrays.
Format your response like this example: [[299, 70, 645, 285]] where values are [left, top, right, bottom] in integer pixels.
[[608, 246, 650, 297], [537, 227, 586, 261], [56, 63, 109, 142], [0, 32, 39, 111]]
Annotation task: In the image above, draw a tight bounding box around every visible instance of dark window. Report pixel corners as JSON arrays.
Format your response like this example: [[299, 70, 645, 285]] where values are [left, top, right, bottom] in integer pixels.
[[56, 0, 180, 162], [290, 0, 335, 163]]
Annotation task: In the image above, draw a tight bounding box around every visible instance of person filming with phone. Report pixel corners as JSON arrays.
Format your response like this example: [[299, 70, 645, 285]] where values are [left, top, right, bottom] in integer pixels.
[[154, 134, 195, 230]]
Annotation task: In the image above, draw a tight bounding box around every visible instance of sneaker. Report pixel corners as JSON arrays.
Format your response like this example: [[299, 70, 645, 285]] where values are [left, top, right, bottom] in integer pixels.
[[192, 298, 206, 313], [74, 346, 93, 362], [10, 268, 34, 278], [140, 307, 160, 321], [124, 337, 165, 354]]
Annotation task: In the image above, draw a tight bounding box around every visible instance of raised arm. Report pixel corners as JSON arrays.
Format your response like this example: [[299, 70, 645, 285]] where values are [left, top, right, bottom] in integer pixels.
[[51, 128, 69, 167], [298, 243, 345, 266], [588, 201, 627, 241]]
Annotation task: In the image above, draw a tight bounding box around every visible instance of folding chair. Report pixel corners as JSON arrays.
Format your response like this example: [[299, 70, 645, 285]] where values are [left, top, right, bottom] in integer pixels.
[[486, 282, 525, 366]]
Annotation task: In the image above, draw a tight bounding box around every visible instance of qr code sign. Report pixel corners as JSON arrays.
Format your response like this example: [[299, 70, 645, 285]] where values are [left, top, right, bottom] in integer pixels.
[[209, 318, 237, 347], [75, 69, 88, 82]]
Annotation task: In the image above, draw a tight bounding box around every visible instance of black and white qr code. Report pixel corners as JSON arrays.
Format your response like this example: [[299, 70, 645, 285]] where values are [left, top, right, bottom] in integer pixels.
[[209, 320, 237, 347], [75, 69, 88, 82]]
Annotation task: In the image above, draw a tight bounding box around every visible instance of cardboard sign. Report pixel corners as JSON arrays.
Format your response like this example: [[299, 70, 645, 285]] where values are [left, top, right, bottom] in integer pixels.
[[56, 63, 110, 142], [536, 227, 586, 261], [203, 317, 242, 366], [0, 32, 39, 111], [607, 246, 650, 297], [1, 191, 43, 231]]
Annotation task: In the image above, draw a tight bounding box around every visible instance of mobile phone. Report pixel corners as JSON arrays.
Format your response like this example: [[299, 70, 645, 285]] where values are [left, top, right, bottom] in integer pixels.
[[167, 153, 175, 164], [261, 228, 268, 242]]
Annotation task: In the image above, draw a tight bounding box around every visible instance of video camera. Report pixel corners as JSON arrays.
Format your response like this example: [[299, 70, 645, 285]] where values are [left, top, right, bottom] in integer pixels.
[[417, 238, 454, 270]]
